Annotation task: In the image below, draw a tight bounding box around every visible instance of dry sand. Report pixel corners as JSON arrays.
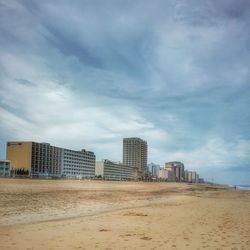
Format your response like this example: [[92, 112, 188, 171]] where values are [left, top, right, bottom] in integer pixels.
[[0, 179, 249, 250]]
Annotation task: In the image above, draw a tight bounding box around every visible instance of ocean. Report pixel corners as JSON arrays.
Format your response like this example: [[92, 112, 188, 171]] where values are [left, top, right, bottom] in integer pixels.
[[235, 185, 250, 191]]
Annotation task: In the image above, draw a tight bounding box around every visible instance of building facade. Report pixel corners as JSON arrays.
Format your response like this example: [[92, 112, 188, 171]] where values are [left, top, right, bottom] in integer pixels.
[[96, 159, 134, 180], [184, 170, 200, 183], [62, 149, 95, 178], [157, 168, 169, 180], [0, 160, 11, 177], [6, 141, 95, 178], [164, 161, 185, 182], [123, 137, 148, 174], [6, 141, 32, 174], [31, 142, 62, 177], [147, 163, 160, 176]]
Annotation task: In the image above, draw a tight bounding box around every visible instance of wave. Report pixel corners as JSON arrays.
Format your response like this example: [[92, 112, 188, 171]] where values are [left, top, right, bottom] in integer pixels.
[[235, 185, 250, 191]]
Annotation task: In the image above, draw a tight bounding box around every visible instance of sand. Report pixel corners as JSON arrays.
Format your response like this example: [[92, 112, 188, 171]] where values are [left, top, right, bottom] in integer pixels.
[[0, 179, 249, 250]]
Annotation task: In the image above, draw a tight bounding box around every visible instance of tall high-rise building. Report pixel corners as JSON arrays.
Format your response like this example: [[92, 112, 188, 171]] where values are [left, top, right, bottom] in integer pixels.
[[6, 141, 95, 178], [123, 137, 147, 173]]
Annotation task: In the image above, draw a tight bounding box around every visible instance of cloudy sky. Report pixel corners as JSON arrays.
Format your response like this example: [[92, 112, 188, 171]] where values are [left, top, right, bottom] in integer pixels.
[[0, 0, 250, 185]]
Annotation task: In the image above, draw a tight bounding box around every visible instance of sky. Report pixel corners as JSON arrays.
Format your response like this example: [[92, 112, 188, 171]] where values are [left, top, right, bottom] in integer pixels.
[[0, 0, 250, 185]]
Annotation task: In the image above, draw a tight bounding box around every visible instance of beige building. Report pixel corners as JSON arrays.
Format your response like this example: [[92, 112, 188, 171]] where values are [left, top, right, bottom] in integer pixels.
[[164, 161, 184, 182], [123, 137, 147, 174], [157, 168, 169, 180], [95, 159, 134, 180], [7, 142, 33, 173], [6, 141, 95, 178], [184, 170, 200, 183], [7, 142, 61, 176], [187, 171, 197, 183]]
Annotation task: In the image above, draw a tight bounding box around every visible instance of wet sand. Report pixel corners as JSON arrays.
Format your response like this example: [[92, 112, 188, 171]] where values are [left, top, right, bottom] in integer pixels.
[[0, 179, 249, 250]]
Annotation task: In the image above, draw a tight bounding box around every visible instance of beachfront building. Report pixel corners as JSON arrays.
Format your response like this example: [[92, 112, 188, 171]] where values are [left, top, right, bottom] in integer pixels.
[[184, 170, 200, 183], [6, 141, 95, 178], [187, 171, 198, 183], [95, 159, 134, 180], [196, 174, 199, 183], [164, 161, 185, 182], [123, 137, 148, 175], [184, 170, 189, 182], [0, 160, 11, 177], [147, 162, 160, 176], [157, 168, 169, 180], [31, 142, 62, 177], [199, 178, 204, 183], [62, 149, 95, 179]]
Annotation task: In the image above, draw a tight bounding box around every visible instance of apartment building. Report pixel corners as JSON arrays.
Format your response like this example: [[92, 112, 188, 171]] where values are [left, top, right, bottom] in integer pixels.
[[6, 141, 95, 178], [62, 149, 95, 178], [186, 171, 198, 183], [0, 160, 11, 177], [164, 161, 185, 182], [123, 137, 147, 173], [31, 142, 62, 176], [96, 159, 134, 180]]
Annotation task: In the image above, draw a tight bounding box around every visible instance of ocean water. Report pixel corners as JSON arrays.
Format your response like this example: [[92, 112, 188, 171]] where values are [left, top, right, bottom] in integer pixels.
[[235, 185, 250, 191]]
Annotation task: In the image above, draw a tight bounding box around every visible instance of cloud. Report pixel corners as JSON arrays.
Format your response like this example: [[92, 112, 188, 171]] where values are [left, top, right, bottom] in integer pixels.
[[0, 78, 156, 159], [149, 136, 250, 185], [0, 0, 250, 185], [150, 137, 250, 168]]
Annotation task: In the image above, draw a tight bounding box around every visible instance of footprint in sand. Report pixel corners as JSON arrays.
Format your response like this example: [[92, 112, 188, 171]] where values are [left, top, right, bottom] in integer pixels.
[[99, 229, 111, 232], [141, 236, 152, 240]]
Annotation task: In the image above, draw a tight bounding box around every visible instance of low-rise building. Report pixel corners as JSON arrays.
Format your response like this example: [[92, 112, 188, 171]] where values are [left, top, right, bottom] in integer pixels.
[[199, 178, 204, 183], [6, 141, 95, 178], [95, 159, 134, 180], [0, 160, 11, 177]]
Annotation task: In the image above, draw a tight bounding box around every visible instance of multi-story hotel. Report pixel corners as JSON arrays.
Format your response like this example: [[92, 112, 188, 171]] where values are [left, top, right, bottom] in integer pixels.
[[95, 159, 134, 180], [62, 148, 95, 178], [186, 171, 199, 183], [164, 161, 185, 182], [31, 142, 62, 176], [0, 160, 11, 177], [6, 141, 95, 178], [123, 137, 148, 174]]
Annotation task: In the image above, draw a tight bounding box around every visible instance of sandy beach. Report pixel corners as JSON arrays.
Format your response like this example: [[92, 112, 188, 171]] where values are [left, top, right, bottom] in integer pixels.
[[0, 179, 249, 250]]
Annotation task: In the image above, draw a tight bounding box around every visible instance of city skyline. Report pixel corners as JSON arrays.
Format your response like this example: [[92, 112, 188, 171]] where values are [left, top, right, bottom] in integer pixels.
[[0, 1, 250, 185]]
